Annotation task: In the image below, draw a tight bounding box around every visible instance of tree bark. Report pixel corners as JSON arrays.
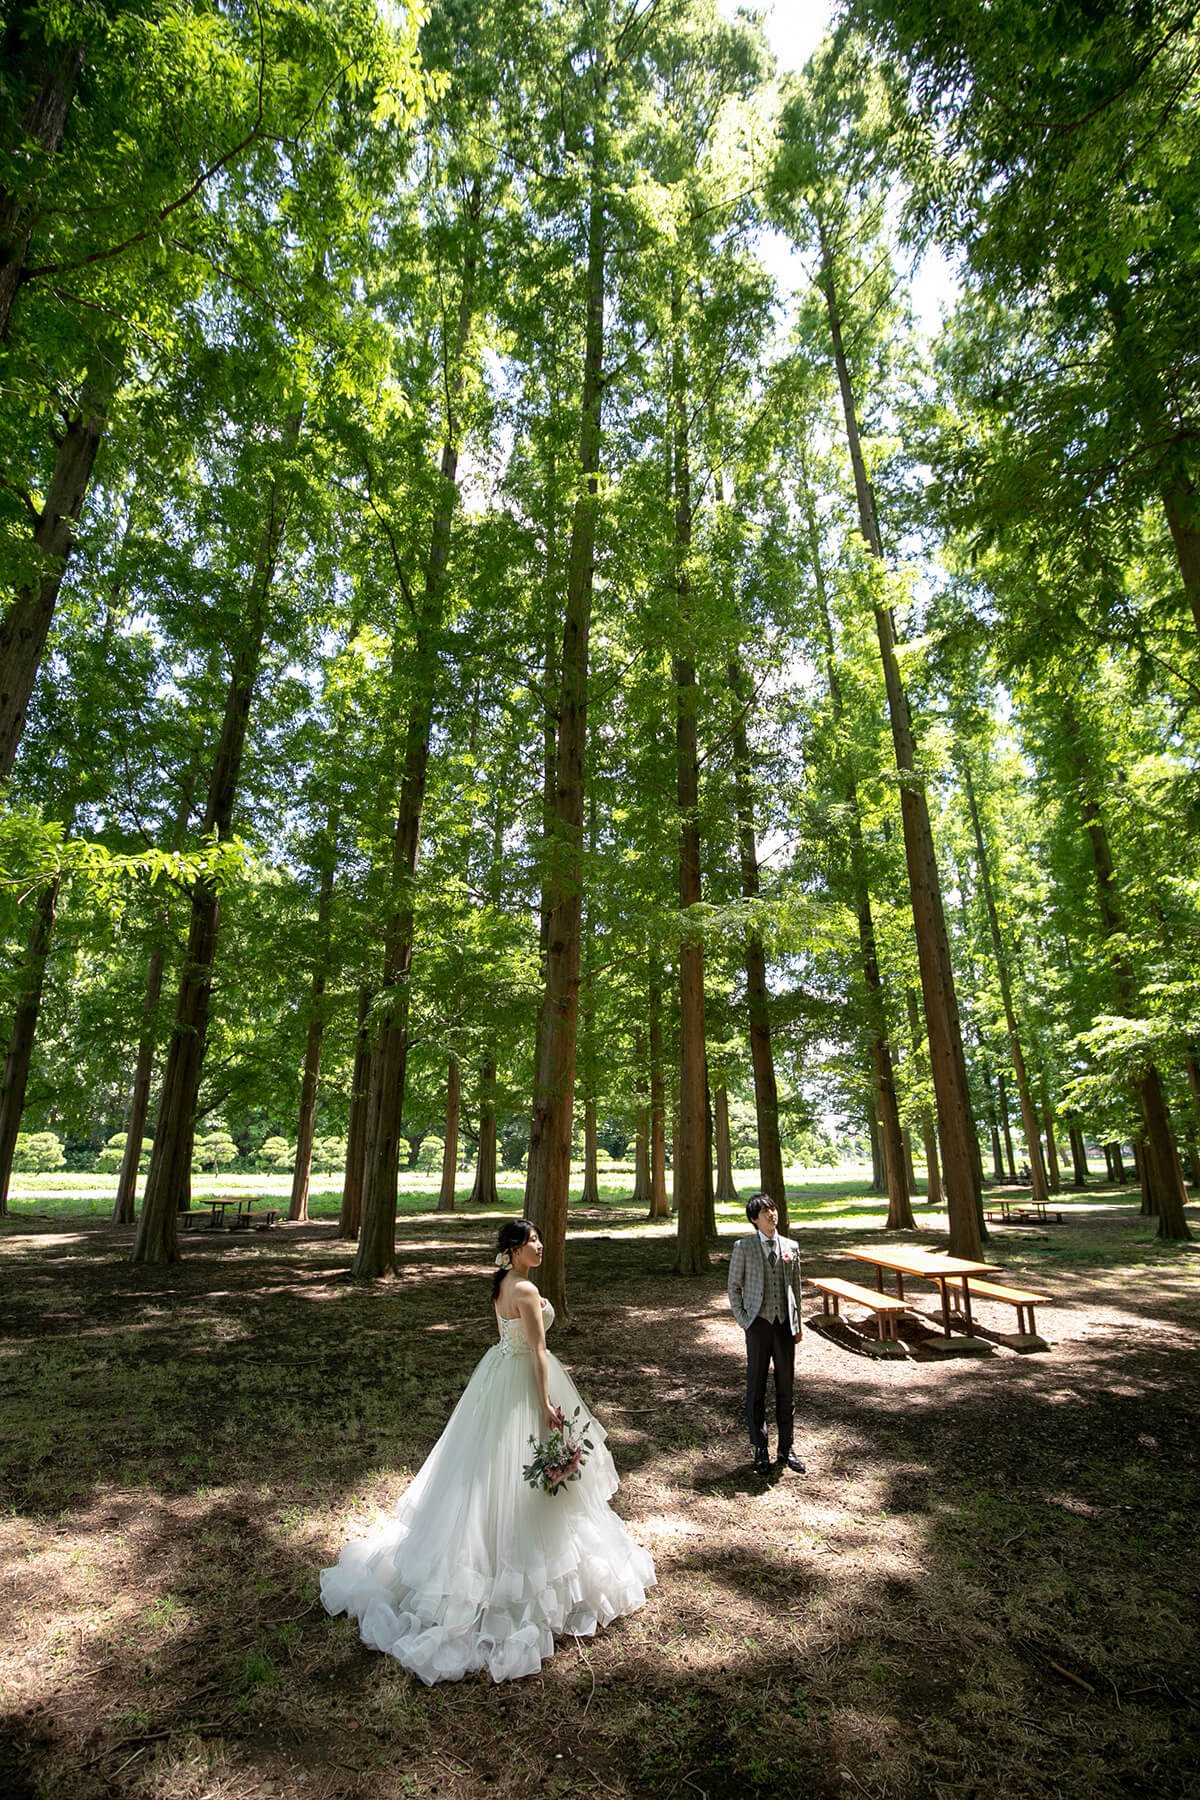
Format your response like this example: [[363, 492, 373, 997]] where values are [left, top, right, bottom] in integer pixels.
[[630, 1032, 651, 1207], [1068, 1123, 1089, 1189], [728, 652, 790, 1234], [0, 29, 84, 340], [1106, 1140, 1126, 1184], [997, 1070, 1017, 1180], [671, 285, 708, 1277], [133, 415, 298, 1264], [867, 1091, 886, 1193], [1184, 1051, 1200, 1187], [805, 494, 909, 1230], [580, 1098, 599, 1206], [818, 229, 982, 1256], [113, 764, 198, 1224], [905, 989, 943, 1212], [289, 833, 336, 1223], [1062, 702, 1191, 1239], [339, 985, 373, 1239], [0, 385, 105, 779], [354, 194, 481, 1279], [1040, 1076, 1062, 1193], [714, 1084, 739, 1204], [437, 1056, 460, 1212], [902, 1127, 916, 1196], [961, 755, 1050, 1207], [523, 121, 606, 1321], [470, 1057, 499, 1209], [0, 872, 62, 1211], [648, 964, 669, 1219]]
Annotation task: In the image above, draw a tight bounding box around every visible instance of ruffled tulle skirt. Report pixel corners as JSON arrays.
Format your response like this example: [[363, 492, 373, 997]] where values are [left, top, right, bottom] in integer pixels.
[[320, 1341, 655, 1684]]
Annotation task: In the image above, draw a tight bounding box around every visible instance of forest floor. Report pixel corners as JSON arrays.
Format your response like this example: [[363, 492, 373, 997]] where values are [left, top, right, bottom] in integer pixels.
[[1, 1175, 1198, 1800]]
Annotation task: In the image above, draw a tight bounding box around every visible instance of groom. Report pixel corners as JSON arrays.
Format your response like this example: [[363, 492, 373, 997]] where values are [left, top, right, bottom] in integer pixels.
[[727, 1195, 804, 1476]]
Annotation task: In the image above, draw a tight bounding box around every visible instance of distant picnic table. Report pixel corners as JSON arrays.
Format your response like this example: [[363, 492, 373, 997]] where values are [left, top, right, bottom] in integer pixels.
[[180, 1196, 280, 1232], [985, 1196, 1063, 1225]]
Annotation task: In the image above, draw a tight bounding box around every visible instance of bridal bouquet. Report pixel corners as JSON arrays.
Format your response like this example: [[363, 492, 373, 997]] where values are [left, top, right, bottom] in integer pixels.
[[523, 1405, 594, 1496]]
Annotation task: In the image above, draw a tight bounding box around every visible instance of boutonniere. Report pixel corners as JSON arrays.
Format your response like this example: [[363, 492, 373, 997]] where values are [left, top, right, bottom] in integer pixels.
[[781, 1249, 794, 1264]]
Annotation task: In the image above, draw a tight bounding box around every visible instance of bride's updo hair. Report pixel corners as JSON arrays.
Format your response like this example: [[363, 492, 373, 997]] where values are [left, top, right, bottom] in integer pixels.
[[492, 1218, 537, 1301]]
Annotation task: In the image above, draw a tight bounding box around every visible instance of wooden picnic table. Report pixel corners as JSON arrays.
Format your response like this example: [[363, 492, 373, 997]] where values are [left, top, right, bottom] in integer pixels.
[[845, 1245, 1002, 1338], [984, 1196, 1061, 1225], [190, 1195, 276, 1231]]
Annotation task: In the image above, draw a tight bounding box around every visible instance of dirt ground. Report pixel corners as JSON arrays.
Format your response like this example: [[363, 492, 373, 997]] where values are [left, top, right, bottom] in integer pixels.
[[1, 1195, 1198, 1800]]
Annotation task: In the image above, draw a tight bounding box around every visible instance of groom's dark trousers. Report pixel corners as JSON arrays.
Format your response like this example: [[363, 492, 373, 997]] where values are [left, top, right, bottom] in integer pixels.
[[745, 1315, 795, 1456]]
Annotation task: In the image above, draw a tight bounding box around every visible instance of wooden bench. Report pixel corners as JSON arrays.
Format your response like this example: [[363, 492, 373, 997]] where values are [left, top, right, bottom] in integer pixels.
[[808, 1277, 910, 1341], [944, 1276, 1049, 1335]]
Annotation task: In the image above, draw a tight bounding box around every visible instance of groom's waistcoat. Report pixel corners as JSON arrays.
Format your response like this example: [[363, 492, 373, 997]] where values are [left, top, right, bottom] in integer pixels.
[[756, 1237, 789, 1324]]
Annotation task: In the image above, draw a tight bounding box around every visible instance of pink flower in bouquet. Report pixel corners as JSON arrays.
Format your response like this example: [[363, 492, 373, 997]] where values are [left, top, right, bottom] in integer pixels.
[[523, 1406, 594, 1496]]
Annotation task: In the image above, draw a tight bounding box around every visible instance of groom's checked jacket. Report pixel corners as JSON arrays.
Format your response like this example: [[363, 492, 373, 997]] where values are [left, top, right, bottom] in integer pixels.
[[727, 1231, 804, 1335], [726, 1238, 802, 1339]]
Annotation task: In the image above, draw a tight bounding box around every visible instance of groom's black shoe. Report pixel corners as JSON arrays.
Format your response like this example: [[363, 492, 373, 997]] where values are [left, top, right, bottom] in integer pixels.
[[778, 1449, 805, 1474], [752, 1447, 770, 1476]]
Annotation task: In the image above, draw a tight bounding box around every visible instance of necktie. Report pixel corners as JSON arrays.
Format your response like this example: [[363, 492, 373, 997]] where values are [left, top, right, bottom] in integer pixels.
[[769, 1246, 777, 1268]]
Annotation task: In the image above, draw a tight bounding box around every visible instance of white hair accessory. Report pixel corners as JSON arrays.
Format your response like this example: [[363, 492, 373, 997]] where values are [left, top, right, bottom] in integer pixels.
[[493, 1251, 509, 1268]]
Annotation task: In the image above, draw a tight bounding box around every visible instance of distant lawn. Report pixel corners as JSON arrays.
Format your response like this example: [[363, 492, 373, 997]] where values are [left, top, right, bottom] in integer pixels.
[[3, 1157, 1147, 1234]]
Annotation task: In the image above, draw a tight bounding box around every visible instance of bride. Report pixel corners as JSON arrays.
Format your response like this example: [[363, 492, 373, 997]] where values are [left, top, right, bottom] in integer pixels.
[[320, 1219, 656, 1684]]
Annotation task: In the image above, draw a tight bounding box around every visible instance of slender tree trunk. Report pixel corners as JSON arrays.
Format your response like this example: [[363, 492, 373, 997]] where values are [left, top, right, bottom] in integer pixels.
[[648, 965, 669, 1219], [355, 199, 481, 1279], [437, 1057, 460, 1213], [1104, 282, 1200, 644], [1184, 1051, 1200, 1187], [1040, 1076, 1062, 1193], [727, 645, 789, 1230], [713, 1084, 739, 1204], [1185, 1125, 1200, 1190], [997, 1071, 1017, 1180], [902, 1127, 916, 1196], [0, 31, 85, 340], [134, 416, 299, 1264], [961, 755, 1050, 1207], [113, 764, 198, 1224], [1134, 1139, 1153, 1215], [630, 1032, 651, 1207], [524, 125, 606, 1321], [671, 285, 708, 1277], [112, 944, 165, 1225], [1068, 1123, 1089, 1189], [289, 834, 336, 1223], [818, 230, 981, 1255], [867, 1091, 886, 1193], [339, 985, 373, 1239], [0, 872, 62, 1211], [1062, 702, 1191, 1239], [0, 384, 105, 778], [470, 1057, 499, 1209], [1106, 1141, 1126, 1184], [805, 493, 909, 1230], [905, 989, 943, 1211], [580, 1098, 599, 1206]]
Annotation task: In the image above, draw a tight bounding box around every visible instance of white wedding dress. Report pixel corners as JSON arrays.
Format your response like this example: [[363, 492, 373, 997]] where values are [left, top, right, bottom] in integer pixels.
[[320, 1299, 655, 1684]]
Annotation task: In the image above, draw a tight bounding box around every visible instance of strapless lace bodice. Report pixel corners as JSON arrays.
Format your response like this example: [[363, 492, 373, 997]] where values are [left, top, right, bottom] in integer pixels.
[[496, 1297, 554, 1355]]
